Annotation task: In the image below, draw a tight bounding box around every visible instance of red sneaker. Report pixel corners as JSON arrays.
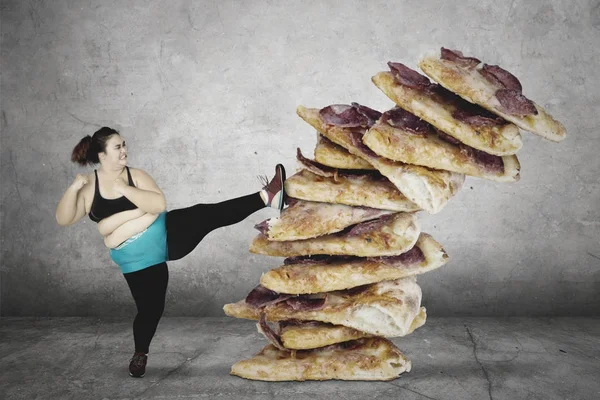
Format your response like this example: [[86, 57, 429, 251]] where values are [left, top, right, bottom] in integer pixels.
[[261, 164, 286, 211]]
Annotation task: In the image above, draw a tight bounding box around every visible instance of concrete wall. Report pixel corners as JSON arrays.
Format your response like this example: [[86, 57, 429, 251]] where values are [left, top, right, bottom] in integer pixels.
[[1, 0, 599, 317]]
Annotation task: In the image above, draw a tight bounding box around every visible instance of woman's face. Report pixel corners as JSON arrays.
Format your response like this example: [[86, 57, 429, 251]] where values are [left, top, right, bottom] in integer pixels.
[[100, 134, 127, 167]]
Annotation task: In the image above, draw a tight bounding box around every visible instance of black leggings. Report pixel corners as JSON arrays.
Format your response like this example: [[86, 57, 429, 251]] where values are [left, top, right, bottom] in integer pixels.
[[165, 192, 265, 260], [124, 262, 168, 354], [123, 192, 265, 353]]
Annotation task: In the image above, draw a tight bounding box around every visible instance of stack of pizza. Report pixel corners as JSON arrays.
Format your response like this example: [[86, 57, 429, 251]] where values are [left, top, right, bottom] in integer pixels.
[[223, 48, 565, 381]]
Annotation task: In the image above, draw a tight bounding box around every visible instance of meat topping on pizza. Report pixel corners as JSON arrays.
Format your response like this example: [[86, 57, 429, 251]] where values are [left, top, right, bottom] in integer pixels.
[[246, 285, 291, 308], [479, 64, 523, 92], [283, 254, 358, 265], [381, 107, 433, 136], [340, 284, 371, 296], [296, 147, 339, 177], [451, 104, 507, 127], [426, 83, 508, 128], [440, 47, 481, 68], [460, 146, 505, 173], [320, 103, 381, 128], [348, 130, 379, 157], [282, 248, 425, 268], [317, 133, 339, 148], [259, 313, 287, 350], [436, 130, 463, 145], [387, 62, 432, 90], [495, 89, 538, 116], [246, 285, 329, 312], [334, 339, 365, 351], [368, 245, 426, 266], [254, 219, 270, 235], [347, 214, 395, 237], [286, 294, 327, 311], [351, 102, 382, 128], [319, 104, 368, 128], [285, 197, 299, 207], [477, 64, 538, 116], [436, 131, 505, 173]]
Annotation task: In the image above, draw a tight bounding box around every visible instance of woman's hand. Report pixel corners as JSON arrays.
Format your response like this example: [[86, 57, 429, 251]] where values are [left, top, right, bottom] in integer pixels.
[[71, 174, 89, 191], [115, 169, 167, 214]]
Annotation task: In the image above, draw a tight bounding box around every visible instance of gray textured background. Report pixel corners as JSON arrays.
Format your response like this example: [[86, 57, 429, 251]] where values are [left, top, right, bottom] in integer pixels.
[[1, 0, 599, 317]]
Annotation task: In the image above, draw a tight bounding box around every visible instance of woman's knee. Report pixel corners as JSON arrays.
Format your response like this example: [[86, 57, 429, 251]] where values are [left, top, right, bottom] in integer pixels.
[[138, 309, 164, 324], [137, 297, 165, 317]]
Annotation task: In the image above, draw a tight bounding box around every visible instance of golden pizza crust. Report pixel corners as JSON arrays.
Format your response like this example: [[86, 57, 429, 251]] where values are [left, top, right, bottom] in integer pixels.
[[279, 322, 369, 350], [260, 199, 394, 241], [372, 71, 522, 155], [418, 54, 566, 142], [363, 121, 520, 182], [224, 277, 422, 337], [230, 337, 411, 381], [275, 307, 427, 350], [297, 106, 465, 213], [250, 212, 420, 257], [260, 233, 447, 294], [285, 169, 420, 212], [315, 132, 375, 170]]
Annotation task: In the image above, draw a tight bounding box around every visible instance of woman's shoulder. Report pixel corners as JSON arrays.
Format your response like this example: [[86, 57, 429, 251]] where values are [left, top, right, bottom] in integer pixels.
[[127, 167, 159, 186], [127, 166, 151, 178], [126, 166, 164, 200], [127, 166, 148, 178]]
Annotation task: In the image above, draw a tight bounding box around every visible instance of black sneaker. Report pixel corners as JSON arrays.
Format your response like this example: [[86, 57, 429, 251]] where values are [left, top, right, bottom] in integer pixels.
[[129, 352, 147, 378]]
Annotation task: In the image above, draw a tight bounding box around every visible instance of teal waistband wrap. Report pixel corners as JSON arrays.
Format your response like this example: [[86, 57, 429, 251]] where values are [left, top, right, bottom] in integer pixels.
[[109, 211, 168, 274]]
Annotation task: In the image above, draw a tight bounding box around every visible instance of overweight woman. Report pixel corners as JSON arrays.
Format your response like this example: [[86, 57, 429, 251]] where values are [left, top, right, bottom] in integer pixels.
[[56, 127, 286, 378]]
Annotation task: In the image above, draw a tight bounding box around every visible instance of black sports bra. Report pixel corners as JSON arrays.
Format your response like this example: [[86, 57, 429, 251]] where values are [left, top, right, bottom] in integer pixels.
[[89, 166, 138, 223]]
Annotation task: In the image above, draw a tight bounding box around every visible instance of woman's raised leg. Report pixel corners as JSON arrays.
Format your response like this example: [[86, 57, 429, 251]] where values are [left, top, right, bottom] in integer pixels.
[[166, 164, 286, 261]]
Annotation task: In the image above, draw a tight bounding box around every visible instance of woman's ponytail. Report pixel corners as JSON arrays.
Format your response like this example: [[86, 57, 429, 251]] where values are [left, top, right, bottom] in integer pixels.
[[70, 127, 119, 166], [71, 135, 93, 166]]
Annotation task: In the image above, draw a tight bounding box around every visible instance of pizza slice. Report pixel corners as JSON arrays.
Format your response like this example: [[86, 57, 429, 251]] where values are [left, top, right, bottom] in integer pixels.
[[223, 276, 422, 337], [297, 105, 465, 213], [260, 233, 447, 294], [250, 212, 420, 257], [418, 47, 566, 142], [363, 107, 521, 182], [285, 168, 420, 212], [254, 198, 394, 241], [315, 132, 375, 170], [230, 337, 411, 381], [372, 66, 522, 155], [263, 306, 426, 350]]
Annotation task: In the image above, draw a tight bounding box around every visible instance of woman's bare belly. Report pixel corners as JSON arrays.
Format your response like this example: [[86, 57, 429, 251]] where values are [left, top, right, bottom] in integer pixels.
[[103, 213, 159, 248]]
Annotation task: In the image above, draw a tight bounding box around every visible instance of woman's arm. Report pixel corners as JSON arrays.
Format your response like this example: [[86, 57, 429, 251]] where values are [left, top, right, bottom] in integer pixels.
[[114, 169, 166, 214], [97, 208, 146, 236], [104, 212, 159, 249], [56, 174, 89, 226]]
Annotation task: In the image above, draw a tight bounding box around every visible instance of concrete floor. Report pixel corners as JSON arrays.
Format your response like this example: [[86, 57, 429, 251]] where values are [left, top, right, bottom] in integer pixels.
[[0, 317, 598, 400]]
